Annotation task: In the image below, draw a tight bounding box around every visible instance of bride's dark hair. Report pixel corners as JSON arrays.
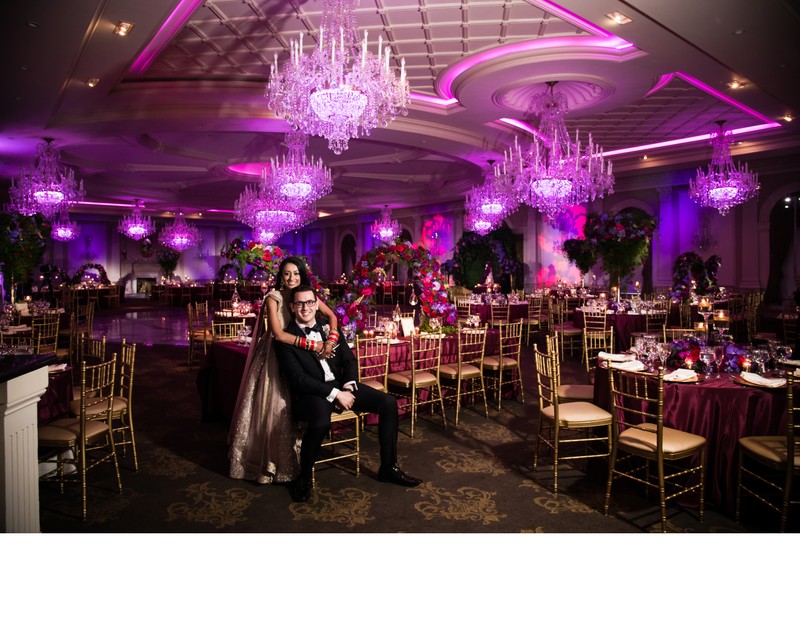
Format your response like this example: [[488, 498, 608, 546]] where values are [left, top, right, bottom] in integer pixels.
[[276, 256, 311, 289]]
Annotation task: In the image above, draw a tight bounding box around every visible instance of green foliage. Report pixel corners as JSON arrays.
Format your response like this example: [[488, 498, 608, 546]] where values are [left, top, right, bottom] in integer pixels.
[[157, 247, 181, 277], [443, 224, 523, 289], [0, 211, 51, 283]]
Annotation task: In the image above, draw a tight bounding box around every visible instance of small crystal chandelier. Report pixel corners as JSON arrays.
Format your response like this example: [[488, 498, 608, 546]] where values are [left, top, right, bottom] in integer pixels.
[[266, 0, 409, 155], [9, 139, 85, 219], [235, 175, 317, 242], [507, 82, 614, 219], [689, 121, 759, 216], [51, 209, 80, 242], [464, 208, 498, 236], [158, 212, 201, 252], [118, 199, 156, 240], [268, 131, 332, 206], [465, 160, 517, 222], [371, 205, 400, 242]]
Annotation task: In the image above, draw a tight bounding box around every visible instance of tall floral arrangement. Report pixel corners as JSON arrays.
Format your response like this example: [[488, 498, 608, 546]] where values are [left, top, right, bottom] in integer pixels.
[[157, 247, 181, 278], [0, 210, 51, 284], [222, 239, 285, 278], [442, 224, 523, 289], [670, 252, 722, 301], [563, 207, 656, 286]]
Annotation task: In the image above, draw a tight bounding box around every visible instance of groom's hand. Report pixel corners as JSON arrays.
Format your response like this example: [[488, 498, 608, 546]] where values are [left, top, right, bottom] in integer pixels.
[[334, 390, 355, 411]]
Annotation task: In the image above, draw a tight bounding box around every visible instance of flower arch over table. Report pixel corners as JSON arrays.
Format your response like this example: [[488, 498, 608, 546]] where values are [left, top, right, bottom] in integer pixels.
[[71, 263, 110, 285], [336, 240, 457, 333]]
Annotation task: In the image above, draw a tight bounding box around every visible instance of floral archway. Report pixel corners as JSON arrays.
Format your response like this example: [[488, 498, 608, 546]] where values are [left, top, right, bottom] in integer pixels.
[[335, 240, 457, 333], [71, 263, 110, 285]]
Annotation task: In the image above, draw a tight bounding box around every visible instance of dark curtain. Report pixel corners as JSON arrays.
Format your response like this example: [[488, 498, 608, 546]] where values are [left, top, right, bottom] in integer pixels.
[[764, 201, 796, 304]]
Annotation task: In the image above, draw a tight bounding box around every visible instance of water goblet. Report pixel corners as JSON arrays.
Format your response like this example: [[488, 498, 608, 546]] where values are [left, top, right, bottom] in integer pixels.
[[657, 342, 671, 369], [699, 349, 715, 376], [713, 346, 725, 378]]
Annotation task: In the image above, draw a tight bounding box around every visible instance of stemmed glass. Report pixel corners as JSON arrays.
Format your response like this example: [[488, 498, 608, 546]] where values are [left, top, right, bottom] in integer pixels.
[[776, 344, 793, 376], [713, 345, 726, 378], [697, 299, 713, 343], [699, 348, 715, 376], [657, 342, 671, 370]]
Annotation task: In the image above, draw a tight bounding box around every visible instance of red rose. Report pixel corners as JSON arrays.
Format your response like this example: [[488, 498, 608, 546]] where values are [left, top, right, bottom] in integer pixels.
[[361, 287, 373, 296], [395, 244, 405, 253]]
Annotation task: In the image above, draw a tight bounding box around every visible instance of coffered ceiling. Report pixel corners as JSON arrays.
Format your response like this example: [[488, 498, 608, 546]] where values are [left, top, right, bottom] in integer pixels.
[[2, 0, 799, 224]]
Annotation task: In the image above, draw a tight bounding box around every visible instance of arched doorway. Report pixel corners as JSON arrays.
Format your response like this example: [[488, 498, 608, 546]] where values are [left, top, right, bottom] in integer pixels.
[[765, 192, 800, 305]]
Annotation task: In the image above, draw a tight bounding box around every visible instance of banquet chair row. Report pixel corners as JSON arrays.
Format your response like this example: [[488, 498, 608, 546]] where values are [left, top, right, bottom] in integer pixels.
[[736, 372, 800, 532]]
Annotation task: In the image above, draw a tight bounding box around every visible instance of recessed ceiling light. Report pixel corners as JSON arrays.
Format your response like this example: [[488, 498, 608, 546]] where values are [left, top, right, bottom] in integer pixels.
[[782, 114, 794, 122], [727, 80, 745, 89], [114, 21, 134, 37], [641, 155, 648, 160], [606, 11, 632, 25], [86, 77, 100, 88]]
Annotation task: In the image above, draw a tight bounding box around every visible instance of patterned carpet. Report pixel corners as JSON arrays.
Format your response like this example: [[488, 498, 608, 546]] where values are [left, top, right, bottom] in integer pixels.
[[37, 338, 764, 534]]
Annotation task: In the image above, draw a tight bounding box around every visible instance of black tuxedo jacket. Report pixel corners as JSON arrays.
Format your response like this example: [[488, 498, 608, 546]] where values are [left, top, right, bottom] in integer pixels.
[[274, 321, 359, 407]]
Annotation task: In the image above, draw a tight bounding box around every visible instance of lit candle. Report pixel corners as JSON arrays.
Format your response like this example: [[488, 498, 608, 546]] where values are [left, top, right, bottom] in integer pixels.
[[742, 359, 751, 372], [685, 358, 694, 370]]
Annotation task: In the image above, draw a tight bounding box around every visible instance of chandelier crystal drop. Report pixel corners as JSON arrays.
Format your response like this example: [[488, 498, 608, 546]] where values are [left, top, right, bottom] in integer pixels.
[[506, 82, 614, 219], [118, 199, 156, 240], [269, 131, 332, 205], [689, 121, 759, 216], [9, 139, 85, 219], [465, 161, 517, 222], [158, 213, 201, 252], [371, 205, 400, 242], [464, 208, 499, 236], [266, 0, 409, 155], [51, 209, 80, 242]]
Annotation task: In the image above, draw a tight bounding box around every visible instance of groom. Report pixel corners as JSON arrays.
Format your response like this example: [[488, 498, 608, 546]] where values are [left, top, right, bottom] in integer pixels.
[[275, 285, 422, 502]]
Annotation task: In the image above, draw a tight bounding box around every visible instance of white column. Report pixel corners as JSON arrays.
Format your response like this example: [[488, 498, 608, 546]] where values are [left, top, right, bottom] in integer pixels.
[[0, 366, 48, 532]]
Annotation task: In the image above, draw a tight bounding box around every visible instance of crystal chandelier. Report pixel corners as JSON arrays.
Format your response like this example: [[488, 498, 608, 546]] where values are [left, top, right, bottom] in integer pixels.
[[689, 121, 759, 216], [465, 160, 517, 222], [9, 139, 85, 219], [371, 205, 400, 242], [507, 82, 614, 219], [51, 209, 80, 242], [235, 174, 317, 242], [118, 199, 156, 240], [464, 208, 498, 236], [269, 131, 332, 206], [266, 0, 409, 155], [158, 212, 201, 252]]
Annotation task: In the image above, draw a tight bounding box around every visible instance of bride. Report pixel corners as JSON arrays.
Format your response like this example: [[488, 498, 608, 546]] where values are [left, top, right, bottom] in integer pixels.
[[228, 256, 339, 483]]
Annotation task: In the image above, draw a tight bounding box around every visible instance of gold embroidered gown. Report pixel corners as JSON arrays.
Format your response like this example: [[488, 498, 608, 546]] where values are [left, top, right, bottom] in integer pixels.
[[228, 289, 300, 483]]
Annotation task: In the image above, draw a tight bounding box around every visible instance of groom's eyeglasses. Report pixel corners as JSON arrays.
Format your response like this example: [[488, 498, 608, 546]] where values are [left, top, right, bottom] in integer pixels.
[[292, 299, 317, 309]]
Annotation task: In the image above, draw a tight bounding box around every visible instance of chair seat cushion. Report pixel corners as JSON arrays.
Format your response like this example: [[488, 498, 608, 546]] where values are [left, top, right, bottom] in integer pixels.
[[387, 370, 438, 388], [619, 423, 706, 455], [68, 398, 113, 418], [360, 378, 386, 392], [483, 356, 518, 370], [739, 435, 799, 468], [557, 383, 594, 401], [440, 363, 481, 379], [541, 401, 611, 427], [38, 417, 111, 446]]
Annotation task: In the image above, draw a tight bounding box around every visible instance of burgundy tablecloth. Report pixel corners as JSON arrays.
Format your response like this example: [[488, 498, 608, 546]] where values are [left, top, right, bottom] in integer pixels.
[[468, 302, 527, 324], [38, 367, 73, 424], [594, 365, 787, 515], [573, 310, 646, 351]]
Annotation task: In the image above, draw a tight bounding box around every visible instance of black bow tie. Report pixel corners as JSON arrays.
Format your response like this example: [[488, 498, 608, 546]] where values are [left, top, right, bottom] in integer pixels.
[[304, 323, 323, 335]]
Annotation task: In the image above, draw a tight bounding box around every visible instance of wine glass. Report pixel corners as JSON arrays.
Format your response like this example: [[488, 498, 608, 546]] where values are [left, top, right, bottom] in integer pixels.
[[657, 342, 671, 369], [776, 344, 793, 376], [699, 348, 715, 376], [713, 345, 725, 378]]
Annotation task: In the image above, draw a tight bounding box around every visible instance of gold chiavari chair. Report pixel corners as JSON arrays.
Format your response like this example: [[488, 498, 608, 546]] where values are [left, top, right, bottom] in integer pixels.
[[364, 311, 379, 329], [187, 301, 211, 367], [489, 302, 509, 328], [550, 298, 582, 361], [212, 319, 247, 342], [31, 315, 60, 354], [218, 299, 233, 311], [524, 295, 545, 346], [546, 333, 594, 402], [107, 339, 139, 471], [532, 342, 612, 494], [38, 354, 121, 521], [456, 298, 472, 324], [605, 366, 706, 532], [355, 336, 391, 392], [312, 409, 361, 488], [663, 326, 696, 342], [74, 301, 95, 339], [440, 324, 489, 427], [483, 319, 524, 410], [736, 373, 800, 532], [75, 333, 106, 367], [781, 310, 798, 345], [386, 333, 446, 437], [581, 306, 614, 373]]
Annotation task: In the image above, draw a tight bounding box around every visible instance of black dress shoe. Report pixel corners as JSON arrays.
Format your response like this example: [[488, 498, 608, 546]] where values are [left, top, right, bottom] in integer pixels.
[[289, 476, 312, 502], [377, 465, 422, 487]]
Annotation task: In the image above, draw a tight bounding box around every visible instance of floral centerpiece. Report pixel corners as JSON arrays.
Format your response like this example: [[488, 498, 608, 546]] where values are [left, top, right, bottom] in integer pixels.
[[221, 238, 285, 280], [341, 240, 456, 332], [563, 207, 657, 286], [442, 224, 523, 290], [156, 247, 181, 279], [670, 252, 722, 302], [71, 262, 110, 285], [665, 336, 748, 373]]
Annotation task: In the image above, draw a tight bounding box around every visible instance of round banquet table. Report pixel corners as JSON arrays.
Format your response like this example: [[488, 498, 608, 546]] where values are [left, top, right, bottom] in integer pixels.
[[573, 309, 646, 352], [593, 365, 787, 516], [467, 301, 528, 324]]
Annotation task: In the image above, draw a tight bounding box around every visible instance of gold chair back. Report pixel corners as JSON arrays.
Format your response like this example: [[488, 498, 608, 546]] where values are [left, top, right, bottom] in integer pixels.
[[525, 296, 545, 345], [212, 319, 246, 342], [483, 319, 524, 409], [606, 366, 706, 532], [440, 324, 489, 426], [456, 298, 472, 323], [32, 316, 60, 354], [663, 326, 696, 342], [489, 302, 509, 328], [356, 336, 391, 391], [110, 339, 139, 470]]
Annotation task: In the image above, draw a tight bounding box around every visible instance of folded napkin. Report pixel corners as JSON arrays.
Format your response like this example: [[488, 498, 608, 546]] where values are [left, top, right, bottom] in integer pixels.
[[740, 372, 787, 388], [780, 358, 800, 367], [664, 368, 697, 382], [598, 351, 636, 362], [48, 364, 69, 373], [6, 325, 30, 333], [610, 360, 646, 372]]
